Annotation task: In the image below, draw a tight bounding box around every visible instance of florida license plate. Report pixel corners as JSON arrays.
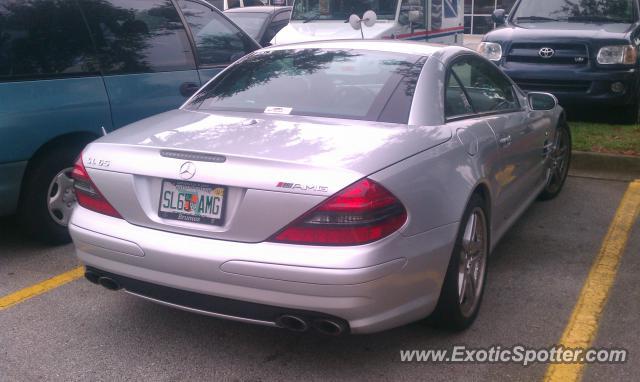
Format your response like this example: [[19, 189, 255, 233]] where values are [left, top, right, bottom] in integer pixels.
[[158, 180, 226, 226]]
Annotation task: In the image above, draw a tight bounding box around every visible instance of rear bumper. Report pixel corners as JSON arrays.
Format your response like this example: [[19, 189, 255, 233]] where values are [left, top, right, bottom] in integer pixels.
[[70, 206, 459, 334], [84, 266, 352, 331], [0, 161, 27, 216], [503, 64, 639, 106]]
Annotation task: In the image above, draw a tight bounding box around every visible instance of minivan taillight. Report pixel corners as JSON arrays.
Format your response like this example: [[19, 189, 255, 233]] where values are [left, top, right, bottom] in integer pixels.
[[269, 179, 407, 245], [71, 154, 122, 219]]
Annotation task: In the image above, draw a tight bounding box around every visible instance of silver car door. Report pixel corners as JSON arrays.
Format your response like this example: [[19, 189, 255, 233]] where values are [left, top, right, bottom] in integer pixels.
[[519, 87, 556, 190], [450, 56, 534, 223], [485, 69, 550, 200]]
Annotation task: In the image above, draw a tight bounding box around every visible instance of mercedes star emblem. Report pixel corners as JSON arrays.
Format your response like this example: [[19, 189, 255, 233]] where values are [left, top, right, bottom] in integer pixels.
[[179, 161, 196, 180]]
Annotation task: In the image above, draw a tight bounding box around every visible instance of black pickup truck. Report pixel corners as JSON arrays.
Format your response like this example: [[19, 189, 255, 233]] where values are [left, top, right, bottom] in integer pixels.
[[478, 0, 640, 122]]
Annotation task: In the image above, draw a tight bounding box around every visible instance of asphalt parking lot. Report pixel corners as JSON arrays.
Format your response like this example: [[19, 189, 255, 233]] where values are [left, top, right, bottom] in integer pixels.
[[1, 176, 639, 381]]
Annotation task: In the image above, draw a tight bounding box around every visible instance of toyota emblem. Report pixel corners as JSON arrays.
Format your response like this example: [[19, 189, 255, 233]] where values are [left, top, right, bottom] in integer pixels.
[[539, 47, 555, 58], [179, 161, 196, 180]]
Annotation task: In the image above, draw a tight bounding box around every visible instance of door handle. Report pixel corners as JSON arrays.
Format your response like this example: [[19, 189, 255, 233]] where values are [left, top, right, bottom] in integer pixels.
[[180, 82, 200, 97], [498, 135, 512, 147]]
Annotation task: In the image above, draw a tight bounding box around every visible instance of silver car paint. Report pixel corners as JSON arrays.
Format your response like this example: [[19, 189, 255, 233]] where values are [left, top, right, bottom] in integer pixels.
[[86, 113, 451, 242], [69, 40, 563, 333], [72, 206, 459, 333]]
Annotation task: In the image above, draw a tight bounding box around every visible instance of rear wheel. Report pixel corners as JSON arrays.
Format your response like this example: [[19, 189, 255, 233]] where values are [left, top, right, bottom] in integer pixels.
[[431, 194, 489, 331], [539, 122, 571, 201], [18, 144, 85, 245]]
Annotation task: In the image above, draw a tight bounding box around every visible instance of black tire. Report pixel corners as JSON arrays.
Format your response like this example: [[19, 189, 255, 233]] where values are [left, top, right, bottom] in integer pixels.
[[621, 101, 640, 125], [430, 194, 489, 331], [17, 144, 84, 245], [538, 122, 572, 201]]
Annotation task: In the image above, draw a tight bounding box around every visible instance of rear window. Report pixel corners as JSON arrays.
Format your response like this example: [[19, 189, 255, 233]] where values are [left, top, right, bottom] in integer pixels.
[[186, 48, 425, 123], [179, 1, 257, 66], [224, 12, 270, 40], [78, 0, 196, 74]]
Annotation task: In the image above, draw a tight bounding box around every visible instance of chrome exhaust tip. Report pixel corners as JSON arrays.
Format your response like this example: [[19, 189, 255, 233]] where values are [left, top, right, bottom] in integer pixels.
[[98, 277, 120, 291], [276, 315, 309, 332], [312, 318, 345, 336]]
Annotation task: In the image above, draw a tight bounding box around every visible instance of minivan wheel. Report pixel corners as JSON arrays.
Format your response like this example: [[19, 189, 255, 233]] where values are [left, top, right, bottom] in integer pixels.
[[47, 167, 76, 226], [430, 194, 488, 331], [18, 144, 84, 245]]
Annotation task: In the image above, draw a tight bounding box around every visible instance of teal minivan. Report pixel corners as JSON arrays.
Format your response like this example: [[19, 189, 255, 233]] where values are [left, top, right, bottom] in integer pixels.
[[0, 0, 260, 243]]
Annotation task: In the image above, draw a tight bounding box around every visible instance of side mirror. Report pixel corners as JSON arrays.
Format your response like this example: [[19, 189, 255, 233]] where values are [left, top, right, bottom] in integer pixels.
[[528, 92, 557, 111], [492, 9, 506, 25]]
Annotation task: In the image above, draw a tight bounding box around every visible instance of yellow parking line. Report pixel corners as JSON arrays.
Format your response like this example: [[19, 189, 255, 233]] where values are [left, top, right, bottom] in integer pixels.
[[544, 180, 640, 382], [0, 266, 84, 310]]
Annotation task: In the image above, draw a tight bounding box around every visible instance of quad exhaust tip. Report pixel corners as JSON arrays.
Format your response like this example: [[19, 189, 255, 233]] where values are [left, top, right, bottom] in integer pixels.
[[97, 276, 120, 291], [276, 315, 309, 332], [85, 271, 121, 291], [276, 315, 346, 335], [312, 318, 345, 336], [84, 270, 100, 285]]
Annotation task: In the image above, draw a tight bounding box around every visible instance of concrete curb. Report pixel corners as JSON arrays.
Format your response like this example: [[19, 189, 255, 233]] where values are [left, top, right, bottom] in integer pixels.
[[570, 151, 640, 181]]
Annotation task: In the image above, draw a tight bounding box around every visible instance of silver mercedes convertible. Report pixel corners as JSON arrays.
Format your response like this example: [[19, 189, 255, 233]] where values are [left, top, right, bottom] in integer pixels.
[[69, 40, 571, 335]]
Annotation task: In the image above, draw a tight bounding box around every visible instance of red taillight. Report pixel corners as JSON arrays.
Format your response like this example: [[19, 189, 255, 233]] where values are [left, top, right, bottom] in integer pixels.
[[72, 154, 122, 219], [269, 179, 407, 246]]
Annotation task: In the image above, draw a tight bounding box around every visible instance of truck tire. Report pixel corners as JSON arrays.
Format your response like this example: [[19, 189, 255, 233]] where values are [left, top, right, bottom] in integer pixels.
[[622, 97, 640, 124]]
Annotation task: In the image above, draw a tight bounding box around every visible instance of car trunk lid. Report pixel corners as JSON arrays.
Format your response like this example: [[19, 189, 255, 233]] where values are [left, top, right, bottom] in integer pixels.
[[81, 109, 451, 242]]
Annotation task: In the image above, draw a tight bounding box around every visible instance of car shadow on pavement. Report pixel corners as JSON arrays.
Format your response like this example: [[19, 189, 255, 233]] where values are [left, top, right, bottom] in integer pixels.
[[0, 215, 78, 295], [123, 297, 451, 367], [0, 215, 57, 253]]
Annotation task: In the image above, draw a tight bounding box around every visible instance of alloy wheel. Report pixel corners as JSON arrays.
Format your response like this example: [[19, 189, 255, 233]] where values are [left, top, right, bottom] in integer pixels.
[[47, 167, 76, 226], [546, 127, 570, 194], [457, 207, 488, 318]]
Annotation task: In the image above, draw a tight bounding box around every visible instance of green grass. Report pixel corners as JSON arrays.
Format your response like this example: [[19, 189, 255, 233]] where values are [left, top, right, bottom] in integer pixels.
[[570, 122, 640, 156]]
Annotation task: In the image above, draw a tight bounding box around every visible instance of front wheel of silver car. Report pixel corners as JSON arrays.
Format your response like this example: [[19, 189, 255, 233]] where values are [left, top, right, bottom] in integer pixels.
[[430, 194, 489, 331], [539, 122, 572, 201]]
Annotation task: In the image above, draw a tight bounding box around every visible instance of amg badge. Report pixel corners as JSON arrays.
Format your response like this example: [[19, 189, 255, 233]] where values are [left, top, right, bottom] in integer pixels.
[[276, 182, 328, 193]]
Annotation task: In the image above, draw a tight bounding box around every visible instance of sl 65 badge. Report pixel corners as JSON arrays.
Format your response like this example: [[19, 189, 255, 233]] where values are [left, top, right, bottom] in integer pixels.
[[86, 157, 111, 168]]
